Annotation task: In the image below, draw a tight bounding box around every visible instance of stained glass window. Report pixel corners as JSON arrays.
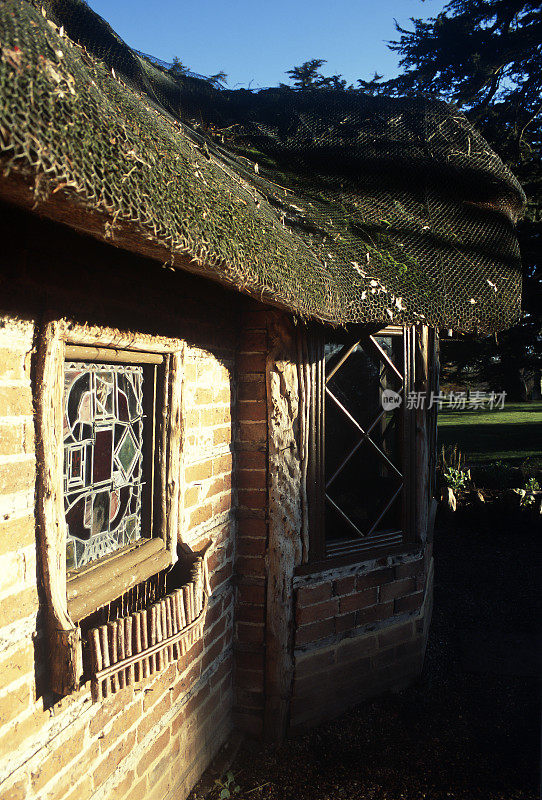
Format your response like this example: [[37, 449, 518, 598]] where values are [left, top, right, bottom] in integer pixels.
[[63, 361, 149, 571]]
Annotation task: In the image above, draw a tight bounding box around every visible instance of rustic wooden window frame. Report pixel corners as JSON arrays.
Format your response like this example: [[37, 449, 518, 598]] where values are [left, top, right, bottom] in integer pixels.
[[308, 324, 418, 565], [36, 319, 184, 695]]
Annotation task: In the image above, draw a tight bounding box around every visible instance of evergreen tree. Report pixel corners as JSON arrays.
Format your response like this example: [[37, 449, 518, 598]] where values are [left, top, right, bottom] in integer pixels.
[[285, 59, 328, 88], [382, 0, 541, 399], [285, 59, 351, 90], [168, 56, 190, 79], [169, 58, 227, 87], [284, 6, 540, 399]]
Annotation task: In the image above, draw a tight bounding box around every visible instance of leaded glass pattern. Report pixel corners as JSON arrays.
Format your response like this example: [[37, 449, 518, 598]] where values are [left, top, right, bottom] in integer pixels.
[[64, 361, 146, 571], [325, 332, 405, 548]]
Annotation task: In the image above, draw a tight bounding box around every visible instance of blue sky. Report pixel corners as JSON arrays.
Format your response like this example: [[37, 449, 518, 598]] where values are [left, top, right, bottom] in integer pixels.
[[87, 0, 448, 90]]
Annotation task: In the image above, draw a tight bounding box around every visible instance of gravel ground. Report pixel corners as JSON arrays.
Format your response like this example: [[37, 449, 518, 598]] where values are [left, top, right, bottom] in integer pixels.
[[190, 506, 540, 800]]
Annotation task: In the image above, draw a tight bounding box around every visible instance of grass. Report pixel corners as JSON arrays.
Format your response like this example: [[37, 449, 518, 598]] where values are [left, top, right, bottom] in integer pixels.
[[437, 401, 542, 487]]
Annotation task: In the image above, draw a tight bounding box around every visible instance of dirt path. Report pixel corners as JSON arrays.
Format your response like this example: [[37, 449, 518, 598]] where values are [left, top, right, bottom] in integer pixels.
[[190, 509, 540, 800]]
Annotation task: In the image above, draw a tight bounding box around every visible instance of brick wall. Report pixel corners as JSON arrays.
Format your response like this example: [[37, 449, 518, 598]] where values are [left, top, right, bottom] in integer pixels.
[[0, 202, 437, 788], [233, 310, 269, 738], [228, 308, 435, 739], [0, 205, 241, 800], [290, 550, 434, 732]]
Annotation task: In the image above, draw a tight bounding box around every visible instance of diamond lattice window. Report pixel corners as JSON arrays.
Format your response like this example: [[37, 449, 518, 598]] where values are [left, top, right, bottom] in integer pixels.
[[324, 329, 407, 557]]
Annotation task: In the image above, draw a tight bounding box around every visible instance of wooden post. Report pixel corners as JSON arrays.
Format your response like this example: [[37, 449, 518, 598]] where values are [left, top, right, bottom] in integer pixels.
[[187, 584, 195, 646], [177, 589, 186, 655], [306, 331, 325, 562], [36, 320, 83, 694], [149, 605, 157, 672], [155, 604, 164, 670], [141, 609, 150, 677], [427, 329, 439, 508], [89, 629, 103, 702], [99, 625, 110, 695], [164, 349, 184, 559], [134, 612, 142, 681], [125, 616, 134, 685], [183, 584, 192, 624], [108, 621, 119, 692], [415, 324, 430, 541], [191, 561, 203, 617], [117, 620, 125, 689], [168, 596, 178, 659], [264, 313, 301, 743], [164, 599, 173, 662], [177, 589, 186, 627], [158, 601, 167, 666]]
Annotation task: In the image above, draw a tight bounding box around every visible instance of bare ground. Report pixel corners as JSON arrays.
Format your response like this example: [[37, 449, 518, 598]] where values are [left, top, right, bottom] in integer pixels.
[[190, 506, 541, 800]]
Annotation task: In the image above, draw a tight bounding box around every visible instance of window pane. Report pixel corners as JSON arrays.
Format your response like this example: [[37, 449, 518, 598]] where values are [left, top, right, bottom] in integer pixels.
[[373, 335, 402, 371], [326, 441, 402, 541], [327, 344, 381, 430], [64, 362, 148, 571], [324, 332, 404, 546]]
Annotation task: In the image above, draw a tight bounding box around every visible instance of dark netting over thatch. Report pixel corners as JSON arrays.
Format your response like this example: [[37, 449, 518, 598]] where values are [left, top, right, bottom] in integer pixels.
[[0, 0, 525, 331]]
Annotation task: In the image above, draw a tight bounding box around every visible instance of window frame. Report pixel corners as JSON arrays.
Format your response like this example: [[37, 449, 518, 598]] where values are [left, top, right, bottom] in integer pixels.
[[307, 324, 417, 565], [36, 319, 184, 694]]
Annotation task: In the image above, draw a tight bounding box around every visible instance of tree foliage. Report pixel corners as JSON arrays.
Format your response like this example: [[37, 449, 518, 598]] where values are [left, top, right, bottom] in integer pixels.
[[284, 59, 349, 90], [385, 1, 541, 200], [169, 56, 227, 87], [285, 1, 541, 398], [382, 0, 541, 398]]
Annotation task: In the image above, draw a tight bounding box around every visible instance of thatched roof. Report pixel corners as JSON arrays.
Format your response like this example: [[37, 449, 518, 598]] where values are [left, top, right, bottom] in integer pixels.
[[0, 0, 525, 331]]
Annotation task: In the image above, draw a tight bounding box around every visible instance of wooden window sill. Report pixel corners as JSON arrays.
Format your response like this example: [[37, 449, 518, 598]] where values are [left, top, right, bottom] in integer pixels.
[[296, 540, 422, 576], [68, 538, 172, 622]]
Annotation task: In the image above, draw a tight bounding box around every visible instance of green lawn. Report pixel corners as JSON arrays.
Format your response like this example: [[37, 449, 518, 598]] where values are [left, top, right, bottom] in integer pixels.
[[437, 401, 542, 484]]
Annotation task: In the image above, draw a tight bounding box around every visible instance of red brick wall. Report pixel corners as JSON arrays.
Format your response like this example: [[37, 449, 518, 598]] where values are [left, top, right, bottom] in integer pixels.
[[0, 202, 437, 789], [228, 309, 435, 738], [291, 550, 434, 731], [0, 205, 241, 800], [233, 309, 270, 738]]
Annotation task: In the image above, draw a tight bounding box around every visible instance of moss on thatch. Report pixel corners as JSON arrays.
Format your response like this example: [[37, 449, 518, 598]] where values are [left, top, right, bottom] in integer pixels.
[[0, 0, 525, 331]]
